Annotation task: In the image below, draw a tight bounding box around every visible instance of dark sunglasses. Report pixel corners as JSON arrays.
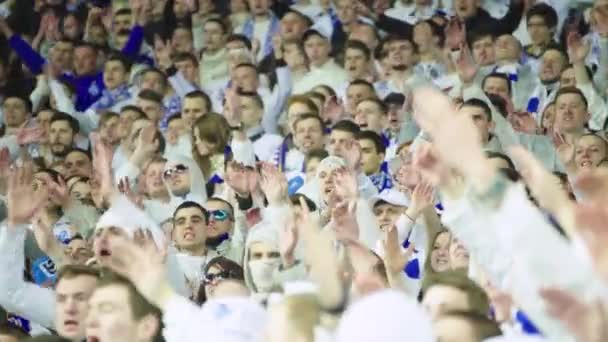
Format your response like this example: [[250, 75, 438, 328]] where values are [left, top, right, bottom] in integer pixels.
[[208, 209, 231, 222], [203, 271, 230, 284], [163, 164, 188, 179]]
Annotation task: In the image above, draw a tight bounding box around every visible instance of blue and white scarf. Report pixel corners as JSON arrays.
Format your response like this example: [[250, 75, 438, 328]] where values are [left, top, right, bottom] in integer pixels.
[[90, 84, 132, 113], [159, 94, 183, 130], [241, 12, 281, 59]]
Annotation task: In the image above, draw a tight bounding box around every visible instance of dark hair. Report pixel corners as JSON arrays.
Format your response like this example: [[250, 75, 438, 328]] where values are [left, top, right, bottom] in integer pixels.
[[66, 147, 92, 161], [293, 113, 325, 132], [106, 52, 132, 72], [238, 90, 264, 110], [421, 270, 491, 317], [173, 201, 209, 224], [348, 79, 375, 93], [415, 19, 445, 46], [461, 98, 492, 121], [195, 256, 245, 304], [486, 151, 515, 170], [174, 52, 199, 67], [485, 94, 508, 118], [141, 68, 169, 88], [120, 105, 147, 119], [467, 29, 495, 48], [542, 46, 568, 63], [114, 8, 132, 17], [184, 90, 212, 113], [51, 111, 80, 133], [527, 3, 559, 29], [234, 62, 258, 76], [345, 39, 371, 60], [4, 95, 33, 113], [192, 113, 231, 178], [438, 310, 502, 340], [204, 17, 228, 33], [332, 120, 361, 135], [289, 193, 318, 211], [305, 149, 329, 164], [138, 89, 164, 105], [482, 72, 512, 96], [555, 86, 588, 109], [356, 130, 386, 154], [207, 197, 235, 218], [226, 34, 252, 50], [167, 114, 182, 125]]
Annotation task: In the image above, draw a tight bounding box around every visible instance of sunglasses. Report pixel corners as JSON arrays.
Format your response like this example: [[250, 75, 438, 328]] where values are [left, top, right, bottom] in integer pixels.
[[163, 164, 188, 179], [203, 271, 230, 284], [208, 209, 231, 222]]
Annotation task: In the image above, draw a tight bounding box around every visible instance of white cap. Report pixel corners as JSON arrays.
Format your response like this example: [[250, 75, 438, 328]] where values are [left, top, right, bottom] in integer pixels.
[[289, 4, 325, 23], [303, 15, 334, 42], [370, 188, 410, 208]]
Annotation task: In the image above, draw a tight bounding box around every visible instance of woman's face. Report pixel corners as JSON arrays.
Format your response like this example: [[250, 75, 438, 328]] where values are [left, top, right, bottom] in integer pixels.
[[204, 265, 224, 299], [575, 135, 607, 170], [449, 236, 470, 270], [70, 180, 91, 201], [194, 127, 217, 157], [430, 232, 451, 273]]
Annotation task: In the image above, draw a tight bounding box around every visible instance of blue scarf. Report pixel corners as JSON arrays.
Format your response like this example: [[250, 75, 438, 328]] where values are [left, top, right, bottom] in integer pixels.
[[370, 169, 393, 193], [241, 12, 280, 59], [90, 84, 131, 113]]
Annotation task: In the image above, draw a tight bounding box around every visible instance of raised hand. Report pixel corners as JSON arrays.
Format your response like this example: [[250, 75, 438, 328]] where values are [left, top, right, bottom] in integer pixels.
[[279, 220, 298, 268], [412, 141, 446, 187], [0, 147, 10, 179], [154, 35, 173, 71], [332, 167, 358, 203], [259, 162, 288, 206], [16, 126, 45, 146], [118, 177, 145, 209], [329, 196, 359, 243], [444, 19, 466, 50], [567, 31, 590, 64], [455, 43, 478, 84], [7, 162, 49, 226], [225, 161, 259, 197], [338, 139, 362, 172], [407, 181, 434, 219], [382, 225, 415, 275], [91, 133, 114, 201], [46, 175, 71, 208], [575, 202, 608, 283], [552, 131, 576, 171], [508, 111, 540, 134]]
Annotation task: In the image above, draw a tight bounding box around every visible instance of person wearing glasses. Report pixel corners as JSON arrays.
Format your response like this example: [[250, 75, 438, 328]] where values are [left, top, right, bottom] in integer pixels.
[[205, 197, 247, 265], [195, 256, 245, 305], [162, 155, 208, 211]]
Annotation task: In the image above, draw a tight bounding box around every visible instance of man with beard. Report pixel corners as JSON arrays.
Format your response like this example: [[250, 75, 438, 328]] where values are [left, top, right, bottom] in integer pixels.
[[49, 113, 79, 162]]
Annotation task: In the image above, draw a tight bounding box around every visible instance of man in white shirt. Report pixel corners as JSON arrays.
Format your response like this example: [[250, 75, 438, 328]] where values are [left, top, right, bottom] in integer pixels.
[[374, 35, 428, 98]]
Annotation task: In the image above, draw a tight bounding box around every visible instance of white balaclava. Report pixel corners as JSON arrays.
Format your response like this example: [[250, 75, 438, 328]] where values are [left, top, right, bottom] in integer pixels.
[[244, 223, 281, 294]]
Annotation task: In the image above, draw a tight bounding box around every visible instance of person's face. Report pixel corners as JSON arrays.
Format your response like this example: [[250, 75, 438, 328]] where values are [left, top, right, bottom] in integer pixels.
[[413, 22, 435, 52], [317, 164, 339, 202], [63, 238, 94, 265], [182, 97, 209, 127], [117, 109, 141, 139], [472, 36, 495, 66], [100, 116, 120, 145], [527, 15, 552, 46], [55, 275, 98, 340], [93, 227, 129, 266], [103, 60, 128, 90], [88, 24, 108, 46], [51, 41, 74, 70], [65, 151, 92, 178], [283, 42, 306, 69], [560, 67, 576, 88], [373, 203, 405, 232], [304, 35, 331, 67], [113, 14, 132, 35], [136, 98, 163, 123], [423, 284, 471, 320], [163, 162, 191, 196], [63, 15, 81, 40], [359, 139, 384, 175], [430, 232, 451, 273], [293, 117, 324, 153], [287, 102, 314, 132], [168, 118, 185, 140], [248, 0, 271, 15], [575, 135, 607, 170], [483, 76, 510, 100], [539, 50, 567, 83], [328, 130, 354, 156], [70, 180, 92, 201], [73, 46, 97, 76], [86, 285, 153, 342], [388, 39, 415, 67], [141, 72, 165, 94], [494, 34, 520, 62], [305, 157, 322, 180], [175, 58, 199, 85], [193, 126, 216, 157], [203, 265, 226, 299], [542, 104, 555, 133], [233, 66, 259, 92], [49, 121, 75, 157], [346, 85, 375, 114], [387, 102, 403, 132], [37, 109, 54, 143], [143, 161, 167, 198], [238, 96, 263, 128], [355, 100, 386, 134], [3, 97, 29, 128], [173, 0, 189, 18], [349, 25, 378, 51], [345, 48, 370, 80], [449, 236, 469, 270], [454, 0, 479, 19], [459, 105, 493, 144], [554, 93, 589, 133], [206, 200, 234, 239], [203, 21, 226, 52], [249, 241, 280, 261], [336, 0, 356, 25], [433, 316, 479, 342], [172, 28, 194, 54], [173, 206, 207, 249], [280, 12, 308, 40]]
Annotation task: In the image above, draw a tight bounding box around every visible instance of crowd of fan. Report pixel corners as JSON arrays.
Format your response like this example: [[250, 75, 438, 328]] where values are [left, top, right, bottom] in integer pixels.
[[0, 0, 607, 341]]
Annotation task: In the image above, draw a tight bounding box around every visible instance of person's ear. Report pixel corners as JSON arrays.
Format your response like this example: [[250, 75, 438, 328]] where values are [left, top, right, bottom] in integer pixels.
[[137, 314, 160, 341]]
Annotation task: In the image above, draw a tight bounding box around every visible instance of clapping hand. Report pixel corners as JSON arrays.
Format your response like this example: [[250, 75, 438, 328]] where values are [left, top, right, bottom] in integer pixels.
[[259, 162, 288, 206], [7, 162, 48, 226]]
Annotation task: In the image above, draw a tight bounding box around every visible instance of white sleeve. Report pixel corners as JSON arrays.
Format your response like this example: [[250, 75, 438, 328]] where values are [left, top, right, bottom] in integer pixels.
[[49, 81, 98, 135], [577, 82, 608, 131], [0, 224, 56, 329], [168, 72, 197, 99], [261, 66, 292, 135], [166, 247, 191, 298], [162, 295, 204, 342]]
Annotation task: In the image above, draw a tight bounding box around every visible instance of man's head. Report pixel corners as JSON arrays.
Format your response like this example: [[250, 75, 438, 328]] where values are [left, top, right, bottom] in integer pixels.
[[293, 113, 325, 153], [49, 39, 75, 72], [205, 198, 235, 244], [63, 235, 94, 265], [286, 95, 319, 132], [248, 0, 271, 16], [413, 20, 442, 54], [346, 79, 377, 114], [136, 90, 164, 123], [203, 18, 228, 53], [356, 130, 386, 176], [173, 201, 209, 251], [421, 270, 490, 321], [453, 0, 480, 20], [49, 112, 78, 158], [112, 8, 133, 36], [303, 31, 331, 67], [163, 160, 192, 197], [118, 106, 146, 140], [236, 91, 264, 129], [328, 120, 360, 156], [86, 272, 162, 342], [174, 53, 200, 85], [280, 10, 311, 41], [554, 87, 589, 134], [527, 3, 558, 47], [55, 265, 100, 340], [482, 73, 511, 100], [354, 98, 387, 134], [140, 68, 168, 95], [539, 47, 568, 84], [233, 63, 259, 92], [433, 310, 501, 342], [2, 96, 31, 128], [494, 34, 521, 63], [142, 157, 168, 199], [344, 40, 372, 81], [103, 54, 131, 90], [385, 35, 416, 69], [371, 191, 408, 232], [469, 31, 495, 67], [73, 44, 98, 76], [349, 23, 379, 51], [64, 149, 92, 178], [182, 91, 212, 127], [458, 99, 494, 144]]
